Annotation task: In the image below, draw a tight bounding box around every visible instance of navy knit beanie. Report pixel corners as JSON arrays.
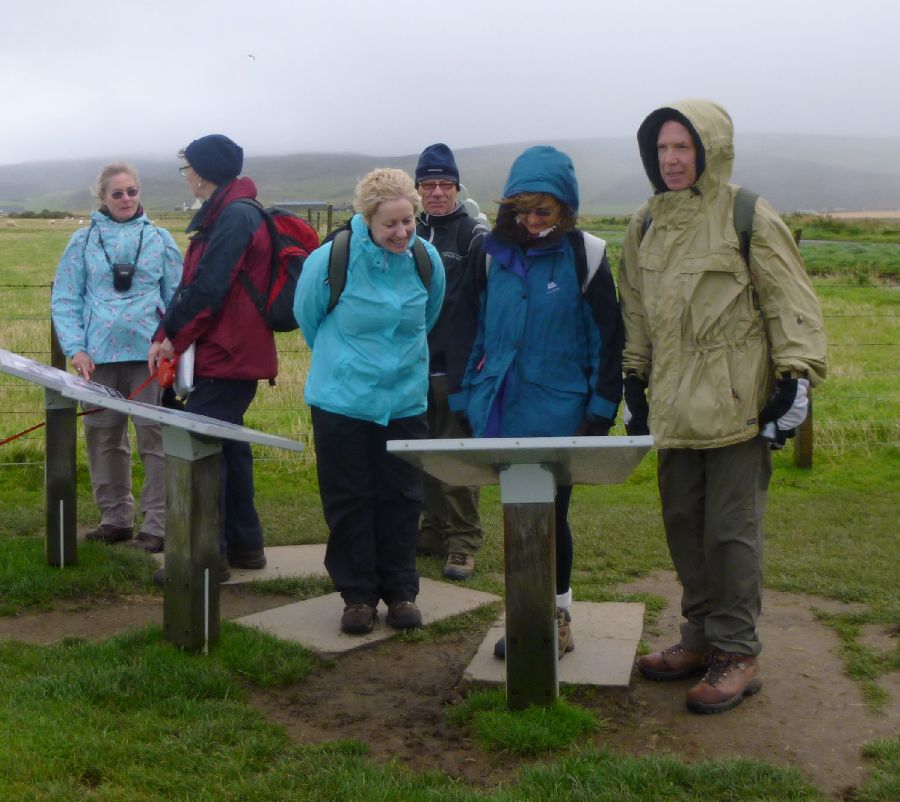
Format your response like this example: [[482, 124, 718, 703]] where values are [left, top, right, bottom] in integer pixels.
[[184, 134, 243, 184], [415, 143, 460, 187]]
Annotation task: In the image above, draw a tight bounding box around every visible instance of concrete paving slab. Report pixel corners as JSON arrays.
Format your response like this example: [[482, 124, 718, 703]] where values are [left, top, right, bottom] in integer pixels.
[[234, 577, 501, 654], [465, 601, 644, 687], [153, 544, 328, 583]]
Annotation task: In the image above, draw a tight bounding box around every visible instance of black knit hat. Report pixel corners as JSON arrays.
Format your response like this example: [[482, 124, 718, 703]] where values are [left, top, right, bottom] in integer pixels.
[[415, 143, 460, 187], [184, 134, 243, 184]]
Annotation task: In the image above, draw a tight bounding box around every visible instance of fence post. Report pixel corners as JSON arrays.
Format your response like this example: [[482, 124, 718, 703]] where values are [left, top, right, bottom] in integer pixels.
[[794, 389, 813, 468], [326, 204, 333, 233], [47, 312, 78, 567]]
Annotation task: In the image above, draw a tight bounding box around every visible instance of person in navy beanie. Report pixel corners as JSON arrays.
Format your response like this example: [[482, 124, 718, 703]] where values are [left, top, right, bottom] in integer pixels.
[[183, 134, 244, 184], [413, 143, 487, 581], [149, 134, 276, 583], [415, 143, 460, 186]]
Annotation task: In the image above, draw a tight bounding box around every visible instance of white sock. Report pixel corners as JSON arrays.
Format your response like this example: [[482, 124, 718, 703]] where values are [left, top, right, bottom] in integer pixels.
[[556, 589, 572, 611]]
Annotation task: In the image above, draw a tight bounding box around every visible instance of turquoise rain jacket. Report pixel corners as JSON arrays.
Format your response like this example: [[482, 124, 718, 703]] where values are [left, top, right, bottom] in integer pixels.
[[52, 210, 182, 362], [294, 213, 445, 425], [454, 146, 623, 437]]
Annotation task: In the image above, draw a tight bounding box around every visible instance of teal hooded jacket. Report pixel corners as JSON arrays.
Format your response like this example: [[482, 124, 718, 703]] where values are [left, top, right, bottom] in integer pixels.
[[294, 213, 445, 425], [452, 146, 623, 437]]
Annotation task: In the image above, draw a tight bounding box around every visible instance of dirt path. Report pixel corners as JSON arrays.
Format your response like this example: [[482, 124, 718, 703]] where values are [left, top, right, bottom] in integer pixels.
[[1, 572, 896, 799]]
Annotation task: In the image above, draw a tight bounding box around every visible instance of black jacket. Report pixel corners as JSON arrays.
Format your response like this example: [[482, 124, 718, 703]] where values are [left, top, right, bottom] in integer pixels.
[[416, 205, 488, 373]]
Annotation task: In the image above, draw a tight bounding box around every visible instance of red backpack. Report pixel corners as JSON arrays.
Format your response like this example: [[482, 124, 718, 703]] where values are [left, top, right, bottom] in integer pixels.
[[236, 201, 320, 332]]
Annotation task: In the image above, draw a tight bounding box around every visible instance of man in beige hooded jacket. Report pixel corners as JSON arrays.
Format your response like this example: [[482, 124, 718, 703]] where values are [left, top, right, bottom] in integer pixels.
[[619, 99, 827, 714]]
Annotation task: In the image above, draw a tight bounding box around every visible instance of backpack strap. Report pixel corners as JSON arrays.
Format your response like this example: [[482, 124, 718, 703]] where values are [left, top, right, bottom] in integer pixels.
[[326, 228, 351, 313], [638, 188, 758, 267], [411, 238, 432, 290], [733, 186, 759, 266], [576, 231, 608, 293], [326, 229, 432, 314], [232, 198, 277, 318]]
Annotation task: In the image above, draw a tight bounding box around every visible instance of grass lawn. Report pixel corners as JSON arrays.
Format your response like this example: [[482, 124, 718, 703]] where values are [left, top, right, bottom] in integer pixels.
[[0, 215, 897, 800]]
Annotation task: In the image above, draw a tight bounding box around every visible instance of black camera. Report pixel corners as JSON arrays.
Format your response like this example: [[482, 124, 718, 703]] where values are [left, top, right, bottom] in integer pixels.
[[112, 263, 136, 292]]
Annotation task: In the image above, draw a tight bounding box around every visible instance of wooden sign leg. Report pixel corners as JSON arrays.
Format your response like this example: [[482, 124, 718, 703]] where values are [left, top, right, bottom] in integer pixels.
[[44, 388, 77, 567], [160, 426, 222, 652], [499, 463, 557, 710]]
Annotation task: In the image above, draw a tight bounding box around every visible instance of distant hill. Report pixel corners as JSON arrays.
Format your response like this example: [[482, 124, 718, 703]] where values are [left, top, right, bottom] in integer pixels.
[[2, 134, 899, 215]]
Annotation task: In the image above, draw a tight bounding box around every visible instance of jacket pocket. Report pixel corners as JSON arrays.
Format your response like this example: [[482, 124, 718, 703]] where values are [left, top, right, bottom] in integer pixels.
[[680, 250, 758, 345]]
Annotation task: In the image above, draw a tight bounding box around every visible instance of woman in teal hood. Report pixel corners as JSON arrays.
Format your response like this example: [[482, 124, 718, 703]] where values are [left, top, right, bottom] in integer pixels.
[[454, 145, 624, 659]]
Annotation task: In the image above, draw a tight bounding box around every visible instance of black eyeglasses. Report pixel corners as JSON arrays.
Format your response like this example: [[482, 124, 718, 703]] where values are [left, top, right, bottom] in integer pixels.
[[110, 187, 140, 200], [178, 166, 192, 176], [419, 180, 456, 193]]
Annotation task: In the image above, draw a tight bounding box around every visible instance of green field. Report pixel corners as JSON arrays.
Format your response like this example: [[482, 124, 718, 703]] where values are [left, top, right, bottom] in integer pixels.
[[0, 214, 898, 800]]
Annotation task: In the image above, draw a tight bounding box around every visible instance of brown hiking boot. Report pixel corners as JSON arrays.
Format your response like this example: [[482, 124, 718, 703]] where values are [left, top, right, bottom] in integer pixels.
[[557, 607, 575, 659], [126, 532, 164, 553], [638, 643, 709, 681], [417, 528, 445, 557], [340, 603, 378, 634], [84, 524, 133, 544], [686, 649, 763, 714], [443, 552, 475, 580], [494, 609, 575, 660], [386, 600, 423, 630]]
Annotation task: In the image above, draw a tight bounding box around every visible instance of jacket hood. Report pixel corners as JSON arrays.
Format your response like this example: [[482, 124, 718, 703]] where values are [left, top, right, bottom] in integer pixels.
[[637, 99, 734, 195], [502, 146, 579, 212]]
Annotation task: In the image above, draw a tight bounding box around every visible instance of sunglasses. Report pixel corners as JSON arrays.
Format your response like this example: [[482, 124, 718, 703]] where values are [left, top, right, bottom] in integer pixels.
[[516, 206, 556, 218], [110, 187, 140, 200]]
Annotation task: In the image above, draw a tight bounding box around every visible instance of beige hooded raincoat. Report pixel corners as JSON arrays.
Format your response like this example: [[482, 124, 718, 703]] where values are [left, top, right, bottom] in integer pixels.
[[619, 99, 827, 449]]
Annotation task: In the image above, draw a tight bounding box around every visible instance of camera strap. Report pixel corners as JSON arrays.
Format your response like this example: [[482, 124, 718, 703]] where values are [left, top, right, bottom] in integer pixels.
[[95, 223, 146, 272]]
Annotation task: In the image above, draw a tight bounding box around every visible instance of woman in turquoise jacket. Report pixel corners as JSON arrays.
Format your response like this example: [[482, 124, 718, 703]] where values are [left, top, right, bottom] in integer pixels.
[[294, 168, 445, 636], [453, 146, 623, 659], [51, 163, 182, 552]]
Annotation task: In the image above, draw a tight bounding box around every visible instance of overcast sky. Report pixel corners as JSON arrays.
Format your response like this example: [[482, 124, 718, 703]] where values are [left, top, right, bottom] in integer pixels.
[[1, 0, 897, 167]]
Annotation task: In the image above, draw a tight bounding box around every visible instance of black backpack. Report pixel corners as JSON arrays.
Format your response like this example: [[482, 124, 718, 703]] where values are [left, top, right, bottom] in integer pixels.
[[325, 225, 431, 313], [235, 201, 320, 332]]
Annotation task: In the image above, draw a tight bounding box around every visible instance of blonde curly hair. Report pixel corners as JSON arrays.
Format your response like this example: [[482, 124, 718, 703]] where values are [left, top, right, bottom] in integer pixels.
[[354, 168, 420, 223]]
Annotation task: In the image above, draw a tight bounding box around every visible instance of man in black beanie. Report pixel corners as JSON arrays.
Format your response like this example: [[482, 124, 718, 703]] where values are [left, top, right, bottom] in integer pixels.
[[414, 143, 487, 580]]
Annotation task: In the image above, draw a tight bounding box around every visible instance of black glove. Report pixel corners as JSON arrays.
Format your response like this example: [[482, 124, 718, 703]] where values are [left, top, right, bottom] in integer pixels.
[[623, 373, 649, 436], [575, 416, 613, 437], [758, 374, 800, 425]]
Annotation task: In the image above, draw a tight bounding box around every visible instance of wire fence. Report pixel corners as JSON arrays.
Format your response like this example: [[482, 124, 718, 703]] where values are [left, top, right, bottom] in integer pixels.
[[1, 282, 898, 471]]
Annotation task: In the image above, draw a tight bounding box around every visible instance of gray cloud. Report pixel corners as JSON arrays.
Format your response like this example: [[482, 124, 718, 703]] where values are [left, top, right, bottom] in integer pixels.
[[1, 0, 898, 167]]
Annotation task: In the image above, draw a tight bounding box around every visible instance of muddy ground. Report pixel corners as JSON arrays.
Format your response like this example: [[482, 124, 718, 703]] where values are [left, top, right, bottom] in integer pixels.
[[1, 570, 896, 800]]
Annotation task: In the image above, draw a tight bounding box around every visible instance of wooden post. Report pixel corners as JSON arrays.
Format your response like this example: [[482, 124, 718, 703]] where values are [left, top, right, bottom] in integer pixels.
[[499, 464, 558, 709], [160, 426, 222, 652], [794, 389, 813, 468], [44, 389, 78, 567], [326, 204, 333, 233], [46, 314, 77, 567]]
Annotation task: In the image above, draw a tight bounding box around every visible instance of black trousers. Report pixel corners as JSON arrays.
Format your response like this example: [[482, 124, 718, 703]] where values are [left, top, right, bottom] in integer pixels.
[[311, 406, 427, 607], [185, 377, 262, 556]]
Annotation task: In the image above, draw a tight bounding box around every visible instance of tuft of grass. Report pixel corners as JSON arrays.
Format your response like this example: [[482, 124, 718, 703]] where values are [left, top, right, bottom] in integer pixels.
[[447, 688, 601, 755], [853, 737, 900, 802], [0, 536, 156, 615], [507, 749, 823, 802]]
